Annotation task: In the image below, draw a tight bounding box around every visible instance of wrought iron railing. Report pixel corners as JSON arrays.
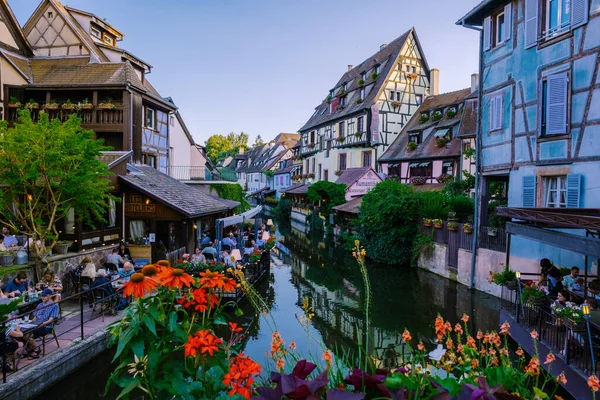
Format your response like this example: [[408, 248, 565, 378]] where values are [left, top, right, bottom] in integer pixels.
[[479, 226, 507, 252], [169, 166, 208, 181]]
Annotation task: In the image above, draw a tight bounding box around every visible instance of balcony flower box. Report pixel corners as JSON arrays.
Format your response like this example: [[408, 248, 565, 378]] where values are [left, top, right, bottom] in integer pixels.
[[307, 173, 315, 179], [423, 218, 432, 227], [25, 101, 39, 110], [8, 97, 21, 108], [447, 222, 458, 232], [446, 107, 457, 118], [61, 100, 75, 111], [463, 223, 473, 234], [43, 102, 59, 110], [80, 103, 94, 110], [336, 136, 345, 143], [55, 241, 72, 255], [418, 114, 429, 124], [410, 176, 426, 185], [436, 174, 453, 183], [436, 138, 450, 148], [98, 102, 116, 110], [336, 104, 345, 111], [432, 219, 443, 229], [431, 111, 443, 121], [308, 143, 316, 149], [354, 131, 362, 138]]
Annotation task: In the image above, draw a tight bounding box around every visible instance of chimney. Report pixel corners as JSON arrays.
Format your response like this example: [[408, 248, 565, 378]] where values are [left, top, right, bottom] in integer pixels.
[[239, 146, 244, 155], [430, 68, 440, 96], [471, 73, 479, 93], [380, 44, 387, 50], [347, 65, 353, 71]]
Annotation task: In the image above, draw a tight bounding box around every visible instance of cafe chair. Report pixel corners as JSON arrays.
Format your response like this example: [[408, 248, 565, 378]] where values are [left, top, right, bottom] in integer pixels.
[[222, 244, 231, 251], [204, 253, 215, 262], [35, 327, 60, 357], [91, 289, 115, 322]]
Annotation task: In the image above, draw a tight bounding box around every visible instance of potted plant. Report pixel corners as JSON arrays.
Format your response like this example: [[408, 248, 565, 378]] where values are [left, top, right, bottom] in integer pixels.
[[43, 99, 59, 110], [408, 141, 418, 151], [25, 99, 39, 110], [357, 79, 364, 86], [336, 136, 345, 143], [334, 170, 344, 177], [307, 173, 315, 179], [436, 137, 450, 148], [355, 98, 363, 104], [423, 218, 432, 227], [8, 97, 21, 108], [0, 251, 14, 266], [336, 104, 345, 111], [447, 221, 458, 231], [354, 131, 362, 138], [55, 240, 72, 255], [98, 99, 116, 110], [326, 94, 332, 103], [79, 98, 94, 110], [433, 219, 443, 229], [418, 113, 429, 123], [410, 176, 426, 185], [521, 283, 548, 306], [463, 223, 473, 234], [446, 107, 457, 118], [61, 99, 75, 111], [488, 227, 498, 237], [488, 263, 517, 290], [370, 71, 378, 80], [338, 88, 345, 96], [391, 101, 400, 109], [552, 302, 585, 331], [431, 111, 443, 121]]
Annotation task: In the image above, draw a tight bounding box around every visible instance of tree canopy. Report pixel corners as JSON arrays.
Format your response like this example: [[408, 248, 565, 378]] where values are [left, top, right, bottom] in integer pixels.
[[307, 181, 346, 219], [205, 132, 249, 162], [357, 180, 421, 265], [254, 134, 264, 146], [0, 110, 117, 258]]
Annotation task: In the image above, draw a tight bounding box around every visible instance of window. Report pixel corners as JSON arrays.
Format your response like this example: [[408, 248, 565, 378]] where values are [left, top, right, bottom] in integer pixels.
[[416, 94, 423, 105], [488, 94, 503, 131], [103, 34, 114, 46], [47, 11, 53, 18], [412, 66, 416, 73], [544, 0, 571, 37], [338, 153, 347, 170], [545, 176, 567, 208], [442, 161, 454, 176], [339, 121, 345, 138], [340, 96, 347, 106], [318, 164, 322, 180], [375, 65, 380, 74], [360, 88, 365, 100], [396, 92, 401, 101], [91, 27, 101, 38], [143, 153, 157, 168], [397, 64, 402, 70], [526, 0, 588, 47], [145, 108, 155, 129], [357, 116, 364, 133], [495, 12, 506, 45], [541, 72, 568, 135], [343, 83, 347, 91], [406, 65, 411, 72], [310, 131, 315, 144], [362, 151, 372, 168], [324, 170, 329, 181], [410, 162, 432, 177], [484, 4, 512, 50], [311, 158, 315, 173], [390, 90, 395, 100], [408, 132, 422, 144], [361, 72, 366, 82]]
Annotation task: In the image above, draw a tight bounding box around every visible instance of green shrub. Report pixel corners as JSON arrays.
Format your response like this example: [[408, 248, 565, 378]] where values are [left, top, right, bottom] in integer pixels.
[[358, 180, 421, 265], [488, 199, 508, 229], [307, 181, 346, 220], [447, 195, 475, 223], [274, 197, 291, 223], [418, 191, 449, 220], [412, 233, 435, 266]]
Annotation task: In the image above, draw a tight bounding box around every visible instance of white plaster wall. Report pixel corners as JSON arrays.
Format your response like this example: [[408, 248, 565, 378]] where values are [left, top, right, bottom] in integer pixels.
[[0, 20, 18, 48], [1, 58, 28, 118], [169, 115, 192, 179]]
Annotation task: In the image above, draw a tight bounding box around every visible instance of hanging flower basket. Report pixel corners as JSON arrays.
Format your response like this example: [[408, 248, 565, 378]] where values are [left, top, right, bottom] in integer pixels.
[[423, 218, 432, 227], [336, 136, 345, 143], [447, 222, 458, 232], [463, 223, 473, 234], [8, 102, 21, 109]]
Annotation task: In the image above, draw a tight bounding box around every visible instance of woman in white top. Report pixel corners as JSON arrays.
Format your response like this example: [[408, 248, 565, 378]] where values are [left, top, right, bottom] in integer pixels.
[[80, 257, 97, 280]]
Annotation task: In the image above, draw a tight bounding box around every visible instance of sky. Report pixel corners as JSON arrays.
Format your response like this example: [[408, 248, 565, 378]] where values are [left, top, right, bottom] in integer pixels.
[[10, 0, 482, 146]]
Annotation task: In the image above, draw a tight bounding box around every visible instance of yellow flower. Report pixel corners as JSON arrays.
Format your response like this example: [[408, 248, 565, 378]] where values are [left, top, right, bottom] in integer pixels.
[[127, 354, 148, 378]]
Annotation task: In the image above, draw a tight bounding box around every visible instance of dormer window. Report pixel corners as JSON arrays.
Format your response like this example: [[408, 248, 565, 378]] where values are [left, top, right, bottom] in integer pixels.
[[361, 72, 366, 82], [343, 83, 347, 91], [375, 65, 380, 74], [47, 11, 53, 18], [91, 27, 101, 38], [103, 34, 114, 46], [408, 132, 422, 145], [359, 88, 365, 101]]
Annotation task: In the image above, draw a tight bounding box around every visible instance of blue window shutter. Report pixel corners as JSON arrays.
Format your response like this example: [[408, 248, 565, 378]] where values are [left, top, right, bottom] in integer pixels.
[[566, 174, 582, 208], [496, 94, 503, 130], [489, 96, 495, 131], [483, 17, 492, 51], [504, 3, 512, 40], [546, 73, 568, 135], [525, 0, 538, 49], [571, 0, 589, 29], [522, 176, 536, 207]]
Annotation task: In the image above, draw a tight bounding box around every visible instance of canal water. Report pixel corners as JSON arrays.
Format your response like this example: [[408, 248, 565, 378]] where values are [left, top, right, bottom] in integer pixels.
[[35, 230, 503, 399]]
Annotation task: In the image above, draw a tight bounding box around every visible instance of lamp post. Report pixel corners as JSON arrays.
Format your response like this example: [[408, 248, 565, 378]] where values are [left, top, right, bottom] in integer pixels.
[[583, 304, 596, 372], [515, 271, 523, 323]]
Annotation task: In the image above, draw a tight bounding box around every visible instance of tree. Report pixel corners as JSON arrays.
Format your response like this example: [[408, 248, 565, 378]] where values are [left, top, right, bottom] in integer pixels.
[[227, 131, 249, 149], [205, 134, 233, 162], [254, 134, 264, 146], [0, 110, 117, 259], [358, 180, 421, 265], [307, 181, 346, 219]]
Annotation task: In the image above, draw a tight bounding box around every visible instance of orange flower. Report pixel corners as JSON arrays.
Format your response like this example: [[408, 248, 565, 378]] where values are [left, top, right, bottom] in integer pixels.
[[289, 340, 297, 350], [270, 332, 285, 356], [555, 396, 564, 400], [229, 322, 243, 333], [417, 342, 425, 351], [556, 373, 567, 385], [530, 330, 539, 340], [434, 316, 448, 341], [222, 276, 238, 292], [120, 273, 158, 298], [454, 323, 463, 335], [499, 348, 509, 357], [223, 353, 261, 400], [184, 329, 223, 357], [178, 288, 209, 312], [458, 344, 464, 354], [461, 314, 470, 323], [544, 353, 556, 365], [466, 336, 477, 349], [157, 268, 195, 289], [516, 347, 524, 356], [445, 338, 454, 349], [500, 322, 510, 335], [199, 269, 227, 289], [402, 329, 412, 343], [476, 330, 483, 340], [322, 350, 333, 366], [588, 375, 600, 392], [141, 264, 159, 277], [471, 359, 479, 369], [524, 357, 540, 376], [276, 358, 285, 370]]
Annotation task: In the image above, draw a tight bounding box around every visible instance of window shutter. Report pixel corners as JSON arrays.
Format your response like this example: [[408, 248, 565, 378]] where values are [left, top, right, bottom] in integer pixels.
[[483, 16, 492, 51], [489, 96, 496, 131], [546, 72, 568, 135], [524, 0, 538, 49], [522, 176, 536, 207], [495, 95, 503, 130], [504, 2, 512, 40], [566, 174, 582, 208], [571, 0, 589, 29]]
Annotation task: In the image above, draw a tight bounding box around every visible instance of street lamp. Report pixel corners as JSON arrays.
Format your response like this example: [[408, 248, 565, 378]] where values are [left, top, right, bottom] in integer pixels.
[[583, 304, 595, 370], [515, 271, 523, 321]]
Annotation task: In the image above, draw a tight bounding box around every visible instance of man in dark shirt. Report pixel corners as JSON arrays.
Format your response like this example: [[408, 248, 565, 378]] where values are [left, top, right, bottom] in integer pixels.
[[3, 272, 28, 298]]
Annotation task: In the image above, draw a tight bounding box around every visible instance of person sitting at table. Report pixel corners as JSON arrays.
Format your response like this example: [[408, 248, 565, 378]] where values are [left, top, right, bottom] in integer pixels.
[[79, 257, 97, 289], [0, 236, 7, 252], [105, 248, 123, 272], [2, 322, 29, 365], [571, 277, 585, 298], [118, 262, 135, 281], [201, 233, 211, 246], [202, 242, 217, 257], [243, 240, 254, 255], [117, 243, 131, 260], [191, 247, 206, 263], [3, 271, 28, 298], [1, 227, 18, 248], [222, 251, 234, 268], [26, 288, 60, 356], [222, 233, 235, 250], [551, 291, 568, 311], [562, 266, 579, 291], [36, 269, 63, 301]]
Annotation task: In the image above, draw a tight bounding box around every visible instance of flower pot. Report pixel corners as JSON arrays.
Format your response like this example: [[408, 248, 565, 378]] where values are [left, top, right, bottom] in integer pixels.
[[448, 226, 458, 232], [25, 104, 39, 110], [433, 223, 443, 229], [80, 103, 94, 110], [463, 228, 473, 234], [423, 222, 432, 227], [7, 103, 20, 109], [44, 104, 59, 110], [98, 103, 116, 110], [61, 105, 75, 111], [488, 231, 497, 237], [0, 254, 14, 266], [55, 243, 70, 255], [505, 280, 517, 291]]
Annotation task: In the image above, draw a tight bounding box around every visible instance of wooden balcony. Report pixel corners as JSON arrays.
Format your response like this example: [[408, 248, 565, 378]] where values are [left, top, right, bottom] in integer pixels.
[[5, 106, 124, 126], [332, 131, 368, 149]]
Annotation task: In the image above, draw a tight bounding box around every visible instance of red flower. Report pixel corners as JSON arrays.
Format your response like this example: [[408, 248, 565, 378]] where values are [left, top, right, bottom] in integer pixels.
[[120, 273, 158, 298], [178, 288, 209, 312], [199, 269, 227, 289], [229, 322, 242, 333], [223, 353, 261, 399], [157, 268, 195, 289], [184, 330, 223, 357]]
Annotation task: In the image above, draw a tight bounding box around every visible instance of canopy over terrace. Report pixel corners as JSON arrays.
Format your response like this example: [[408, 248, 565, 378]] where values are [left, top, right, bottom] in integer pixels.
[[215, 206, 264, 257], [496, 207, 600, 293]]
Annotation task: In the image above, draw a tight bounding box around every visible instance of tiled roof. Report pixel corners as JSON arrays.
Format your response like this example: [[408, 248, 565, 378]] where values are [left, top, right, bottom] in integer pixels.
[[299, 29, 418, 132], [1, 51, 30, 81], [457, 97, 478, 138], [335, 167, 377, 187], [332, 196, 363, 215], [119, 165, 228, 218], [237, 143, 290, 173], [282, 183, 310, 195], [29, 57, 129, 87], [98, 151, 131, 168], [274, 165, 300, 175], [205, 193, 240, 210], [380, 88, 471, 162]]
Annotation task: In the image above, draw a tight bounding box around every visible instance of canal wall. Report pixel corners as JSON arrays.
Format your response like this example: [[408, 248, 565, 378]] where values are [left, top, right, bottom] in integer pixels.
[[0, 328, 111, 400], [418, 244, 540, 297]]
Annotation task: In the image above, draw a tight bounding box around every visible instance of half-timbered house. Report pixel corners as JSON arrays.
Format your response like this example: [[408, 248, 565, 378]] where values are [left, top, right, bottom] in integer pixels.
[[298, 28, 434, 183]]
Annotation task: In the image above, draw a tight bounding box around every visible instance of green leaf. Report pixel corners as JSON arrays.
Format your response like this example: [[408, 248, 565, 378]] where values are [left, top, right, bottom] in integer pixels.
[[142, 314, 157, 336], [533, 387, 549, 399], [206, 366, 225, 382], [234, 307, 244, 317], [129, 338, 144, 359], [213, 313, 227, 326], [168, 311, 178, 332], [113, 326, 138, 361], [115, 378, 141, 400]]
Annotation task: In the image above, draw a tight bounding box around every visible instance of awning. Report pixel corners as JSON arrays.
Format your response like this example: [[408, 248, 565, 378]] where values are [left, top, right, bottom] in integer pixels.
[[408, 132, 420, 136], [409, 163, 419, 168], [434, 128, 450, 138], [419, 162, 431, 167], [216, 205, 263, 228], [443, 161, 453, 167]]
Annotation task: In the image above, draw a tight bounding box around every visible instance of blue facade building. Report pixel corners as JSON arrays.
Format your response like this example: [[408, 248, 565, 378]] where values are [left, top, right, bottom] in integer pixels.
[[458, 0, 600, 270]]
